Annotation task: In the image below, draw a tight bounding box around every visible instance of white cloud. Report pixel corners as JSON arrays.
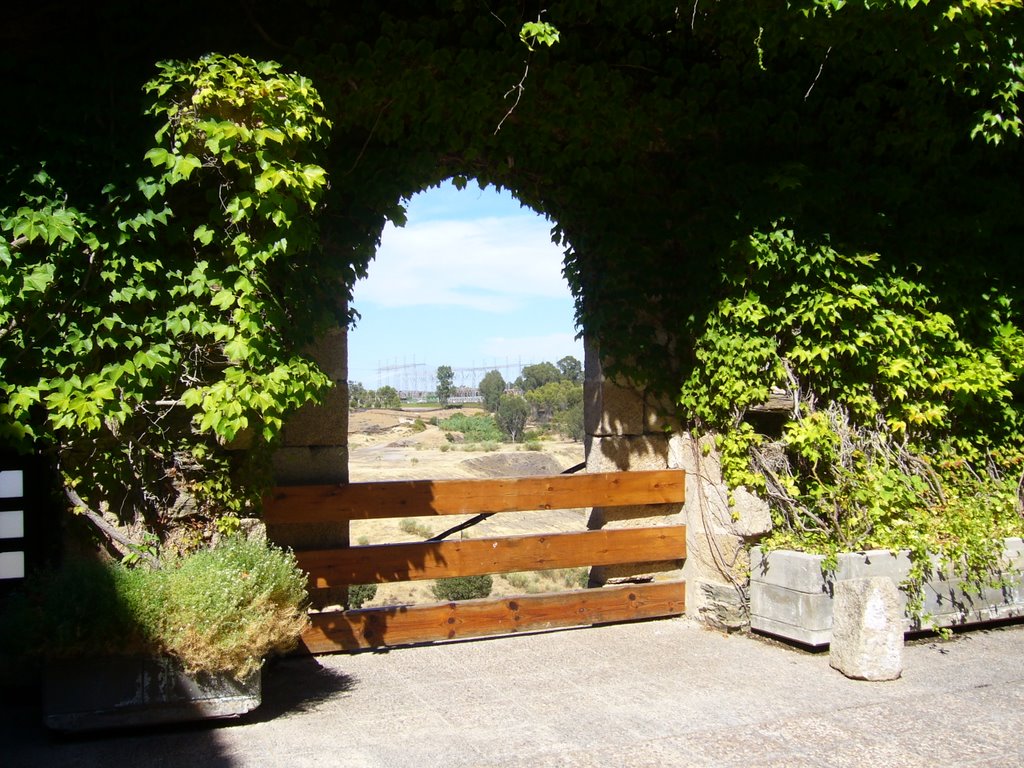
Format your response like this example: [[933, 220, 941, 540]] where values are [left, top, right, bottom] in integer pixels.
[[482, 332, 584, 364], [357, 216, 567, 312]]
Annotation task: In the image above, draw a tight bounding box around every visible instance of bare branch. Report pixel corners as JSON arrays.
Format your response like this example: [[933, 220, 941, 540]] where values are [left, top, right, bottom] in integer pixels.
[[804, 46, 833, 101], [65, 485, 160, 568], [495, 60, 530, 135]]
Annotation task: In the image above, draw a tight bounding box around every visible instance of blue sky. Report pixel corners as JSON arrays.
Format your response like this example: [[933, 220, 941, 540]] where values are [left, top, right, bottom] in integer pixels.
[[347, 180, 583, 391]]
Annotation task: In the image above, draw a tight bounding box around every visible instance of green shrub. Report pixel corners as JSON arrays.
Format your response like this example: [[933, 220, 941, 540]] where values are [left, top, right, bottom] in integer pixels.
[[145, 537, 308, 677], [438, 412, 503, 443], [345, 583, 378, 610], [431, 574, 493, 601], [399, 518, 433, 538], [3, 537, 308, 678], [2, 558, 155, 661], [676, 227, 1024, 628], [503, 572, 539, 592]]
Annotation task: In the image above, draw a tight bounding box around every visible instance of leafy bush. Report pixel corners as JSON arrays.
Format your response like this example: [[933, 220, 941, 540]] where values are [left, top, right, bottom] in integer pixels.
[[503, 572, 539, 592], [438, 412, 503, 443], [4, 537, 309, 678], [0, 54, 337, 545], [678, 227, 1024, 624], [431, 575, 493, 601], [496, 395, 530, 442], [345, 583, 378, 610], [754, 404, 1024, 617], [399, 518, 433, 538], [158, 537, 309, 677], [553, 400, 585, 442]]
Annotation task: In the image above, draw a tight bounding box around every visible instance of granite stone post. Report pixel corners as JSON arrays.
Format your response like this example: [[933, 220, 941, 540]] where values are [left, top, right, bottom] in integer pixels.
[[829, 577, 903, 681], [268, 321, 350, 609], [582, 338, 768, 630]]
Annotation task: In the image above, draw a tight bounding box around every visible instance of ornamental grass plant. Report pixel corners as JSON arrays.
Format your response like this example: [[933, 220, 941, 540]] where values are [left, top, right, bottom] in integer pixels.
[[4, 537, 309, 679]]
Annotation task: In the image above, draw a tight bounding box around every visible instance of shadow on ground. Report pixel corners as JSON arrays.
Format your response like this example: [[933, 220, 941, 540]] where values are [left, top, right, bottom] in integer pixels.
[[241, 654, 356, 723], [2, 655, 355, 768]]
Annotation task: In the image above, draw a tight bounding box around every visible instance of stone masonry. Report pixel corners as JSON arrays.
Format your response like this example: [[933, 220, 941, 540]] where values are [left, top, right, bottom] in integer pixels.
[[583, 339, 771, 631], [268, 323, 350, 608]]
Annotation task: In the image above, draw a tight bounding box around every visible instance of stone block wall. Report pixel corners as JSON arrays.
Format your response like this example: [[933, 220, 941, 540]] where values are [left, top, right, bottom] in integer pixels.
[[583, 339, 770, 631], [268, 324, 350, 608]]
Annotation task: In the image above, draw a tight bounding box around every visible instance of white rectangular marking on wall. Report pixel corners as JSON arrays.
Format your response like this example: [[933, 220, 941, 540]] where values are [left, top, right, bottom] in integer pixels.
[[0, 509, 24, 540], [0, 470, 24, 499], [0, 551, 25, 579], [0, 510, 23, 539]]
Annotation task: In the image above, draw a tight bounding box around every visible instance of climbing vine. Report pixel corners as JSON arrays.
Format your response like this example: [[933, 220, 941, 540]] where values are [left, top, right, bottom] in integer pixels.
[[3, 1, 1024, 576], [0, 54, 337, 549], [677, 227, 1024, 624]]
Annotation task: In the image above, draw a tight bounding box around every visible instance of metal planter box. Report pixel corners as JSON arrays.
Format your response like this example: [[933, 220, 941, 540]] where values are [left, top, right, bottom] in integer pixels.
[[750, 538, 1024, 647], [43, 655, 261, 732]]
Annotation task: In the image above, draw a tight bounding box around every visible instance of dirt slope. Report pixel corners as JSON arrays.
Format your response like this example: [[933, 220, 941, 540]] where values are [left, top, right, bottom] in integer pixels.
[[344, 408, 587, 608]]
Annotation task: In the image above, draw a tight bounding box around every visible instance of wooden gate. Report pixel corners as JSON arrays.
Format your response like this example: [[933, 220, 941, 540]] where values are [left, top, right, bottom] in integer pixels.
[[263, 469, 686, 652]]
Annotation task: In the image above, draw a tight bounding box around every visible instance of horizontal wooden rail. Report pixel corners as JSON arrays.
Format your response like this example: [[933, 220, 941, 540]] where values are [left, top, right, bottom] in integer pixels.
[[265, 469, 684, 524], [298, 525, 687, 588], [301, 581, 686, 652]]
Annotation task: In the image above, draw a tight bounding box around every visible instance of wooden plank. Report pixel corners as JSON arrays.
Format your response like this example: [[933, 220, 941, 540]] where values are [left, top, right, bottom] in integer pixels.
[[264, 469, 685, 524], [297, 525, 686, 588], [300, 581, 686, 652]]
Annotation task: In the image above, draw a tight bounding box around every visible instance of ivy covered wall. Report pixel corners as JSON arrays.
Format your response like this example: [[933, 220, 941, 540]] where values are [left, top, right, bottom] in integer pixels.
[[2, 3, 1023, 601]]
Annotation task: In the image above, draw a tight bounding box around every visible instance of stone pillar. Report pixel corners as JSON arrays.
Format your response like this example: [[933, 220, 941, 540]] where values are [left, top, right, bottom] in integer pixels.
[[583, 338, 771, 631], [268, 322, 350, 608], [584, 336, 684, 588], [674, 434, 771, 631], [829, 577, 903, 681]]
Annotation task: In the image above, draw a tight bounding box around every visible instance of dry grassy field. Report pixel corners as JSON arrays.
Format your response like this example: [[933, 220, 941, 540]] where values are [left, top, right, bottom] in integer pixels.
[[346, 408, 587, 607]]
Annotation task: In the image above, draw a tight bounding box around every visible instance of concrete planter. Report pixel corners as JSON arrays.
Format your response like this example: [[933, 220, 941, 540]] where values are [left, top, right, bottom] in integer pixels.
[[43, 655, 261, 732], [750, 538, 1024, 647]]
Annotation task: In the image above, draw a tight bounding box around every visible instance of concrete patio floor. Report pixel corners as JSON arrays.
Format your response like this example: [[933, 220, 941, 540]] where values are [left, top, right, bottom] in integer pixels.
[[5, 616, 1023, 767]]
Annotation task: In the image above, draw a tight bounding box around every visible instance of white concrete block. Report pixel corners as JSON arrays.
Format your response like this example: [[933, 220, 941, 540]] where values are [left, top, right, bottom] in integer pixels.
[[0, 551, 25, 579], [830, 577, 903, 681], [0, 509, 24, 539], [0, 470, 23, 498]]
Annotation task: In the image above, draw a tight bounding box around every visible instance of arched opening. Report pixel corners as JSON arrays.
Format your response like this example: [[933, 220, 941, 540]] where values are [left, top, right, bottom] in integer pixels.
[[348, 179, 582, 404], [344, 178, 589, 607]]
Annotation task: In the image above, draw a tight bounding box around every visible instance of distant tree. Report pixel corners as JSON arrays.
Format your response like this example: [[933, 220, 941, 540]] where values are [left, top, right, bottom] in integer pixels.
[[348, 381, 369, 410], [553, 400, 585, 442], [375, 385, 401, 409], [436, 365, 454, 407], [495, 394, 530, 442], [479, 369, 506, 412], [515, 362, 560, 392], [526, 380, 583, 423], [557, 355, 583, 384]]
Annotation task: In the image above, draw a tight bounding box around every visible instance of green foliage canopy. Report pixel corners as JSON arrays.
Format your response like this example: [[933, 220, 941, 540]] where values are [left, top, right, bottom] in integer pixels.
[[515, 362, 561, 393], [478, 369, 506, 413], [556, 356, 583, 385], [4, 2, 1024, 562], [436, 365, 455, 407], [496, 394, 530, 443], [0, 54, 338, 529]]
